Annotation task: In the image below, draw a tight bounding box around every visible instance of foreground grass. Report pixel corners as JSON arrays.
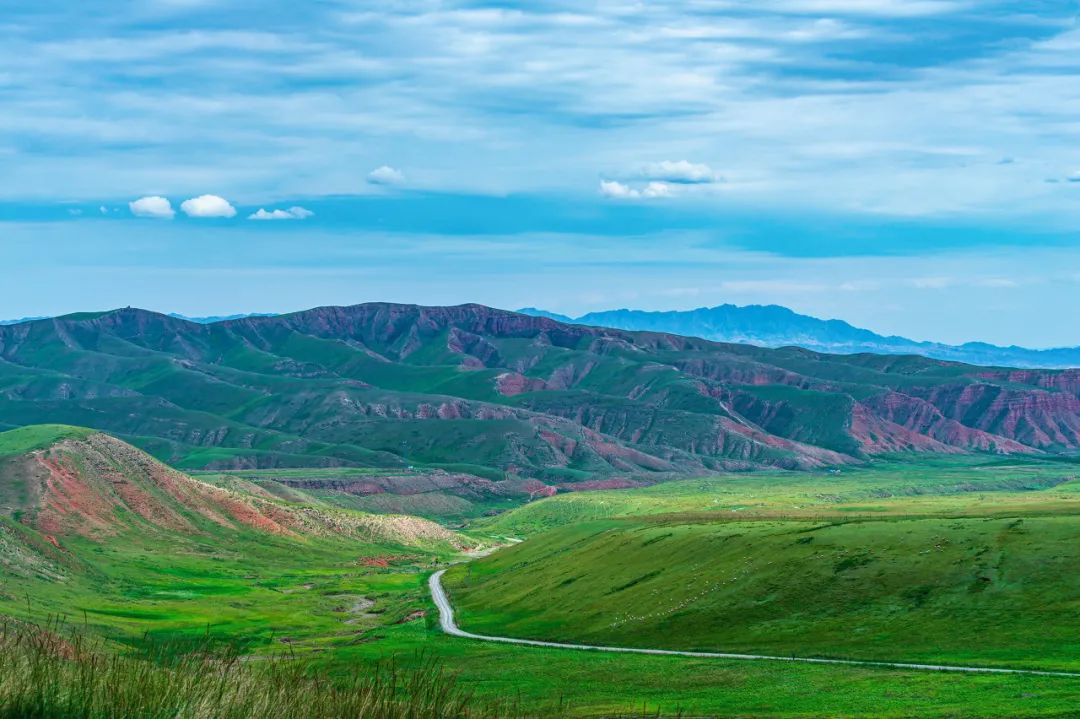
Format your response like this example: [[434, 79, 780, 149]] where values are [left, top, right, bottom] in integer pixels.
[[0, 621, 528, 719]]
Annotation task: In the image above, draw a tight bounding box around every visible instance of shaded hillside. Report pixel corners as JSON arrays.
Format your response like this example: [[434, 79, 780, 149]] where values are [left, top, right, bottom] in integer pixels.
[[0, 305, 1079, 489], [519, 305, 1080, 369]]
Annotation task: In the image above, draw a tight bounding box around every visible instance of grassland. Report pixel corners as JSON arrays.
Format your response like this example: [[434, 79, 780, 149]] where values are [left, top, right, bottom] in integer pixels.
[[0, 622, 523, 719], [446, 514, 1080, 670], [6, 438, 1080, 717], [436, 455, 1080, 714]]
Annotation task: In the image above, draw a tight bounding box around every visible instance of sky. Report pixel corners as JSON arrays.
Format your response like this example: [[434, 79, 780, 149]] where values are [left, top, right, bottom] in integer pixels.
[[3, 1, 1080, 347]]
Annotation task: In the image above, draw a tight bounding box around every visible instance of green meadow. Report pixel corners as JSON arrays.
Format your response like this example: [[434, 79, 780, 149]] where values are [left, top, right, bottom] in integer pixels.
[[474, 454, 1080, 535]]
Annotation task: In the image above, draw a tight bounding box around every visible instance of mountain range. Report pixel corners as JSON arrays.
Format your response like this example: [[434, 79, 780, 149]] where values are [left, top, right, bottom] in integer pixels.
[[0, 303, 1079, 499], [517, 305, 1080, 369]]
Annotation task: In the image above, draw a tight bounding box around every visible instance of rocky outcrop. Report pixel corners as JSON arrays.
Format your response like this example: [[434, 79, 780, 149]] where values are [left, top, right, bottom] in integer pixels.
[[904, 385, 1080, 449], [859, 392, 1031, 453]]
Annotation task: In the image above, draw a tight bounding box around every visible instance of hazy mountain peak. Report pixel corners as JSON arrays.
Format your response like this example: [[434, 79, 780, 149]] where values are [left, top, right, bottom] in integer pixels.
[[521, 304, 1080, 369]]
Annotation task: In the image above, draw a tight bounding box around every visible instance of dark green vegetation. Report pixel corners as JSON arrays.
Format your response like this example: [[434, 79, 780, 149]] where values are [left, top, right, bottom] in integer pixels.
[[446, 457, 1080, 674], [3, 427, 1080, 716], [4, 303, 1080, 517]]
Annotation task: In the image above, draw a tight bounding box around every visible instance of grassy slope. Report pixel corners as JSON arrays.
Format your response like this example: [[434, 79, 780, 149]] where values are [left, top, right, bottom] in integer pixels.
[[444, 456, 1080, 680], [446, 514, 1080, 670], [0, 426, 461, 651], [1, 523, 445, 652]]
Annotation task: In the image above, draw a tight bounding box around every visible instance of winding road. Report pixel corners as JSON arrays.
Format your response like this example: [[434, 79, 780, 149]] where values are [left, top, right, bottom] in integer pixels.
[[429, 570, 1080, 678]]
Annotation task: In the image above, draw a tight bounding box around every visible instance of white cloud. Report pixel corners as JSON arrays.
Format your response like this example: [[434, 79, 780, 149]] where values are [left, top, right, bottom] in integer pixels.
[[129, 196, 175, 219], [599, 180, 673, 199], [248, 206, 314, 220], [368, 165, 406, 185], [180, 194, 236, 218], [599, 180, 637, 199], [641, 160, 720, 184]]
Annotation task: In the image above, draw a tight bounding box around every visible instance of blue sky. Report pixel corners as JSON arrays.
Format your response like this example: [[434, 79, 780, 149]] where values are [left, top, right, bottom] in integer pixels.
[[3, 1, 1080, 346]]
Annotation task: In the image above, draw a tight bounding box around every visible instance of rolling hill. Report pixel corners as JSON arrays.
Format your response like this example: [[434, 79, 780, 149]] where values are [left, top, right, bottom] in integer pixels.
[[518, 304, 1080, 369], [0, 303, 1079, 503], [0, 424, 465, 644], [445, 496, 1080, 671]]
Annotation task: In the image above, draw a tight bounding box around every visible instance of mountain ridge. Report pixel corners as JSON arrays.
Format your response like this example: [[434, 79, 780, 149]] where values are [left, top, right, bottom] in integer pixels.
[[1, 303, 1079, 492], [5, 303, 1075, 367]]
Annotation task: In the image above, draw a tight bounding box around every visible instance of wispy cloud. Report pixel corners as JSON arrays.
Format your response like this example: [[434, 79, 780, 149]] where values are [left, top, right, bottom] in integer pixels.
[[640, 160, 720, 184], [764, 0, 966, 17], [3, 1, 1076, 221], [599, 180, 672, 199], [248, 206, 313, 220]]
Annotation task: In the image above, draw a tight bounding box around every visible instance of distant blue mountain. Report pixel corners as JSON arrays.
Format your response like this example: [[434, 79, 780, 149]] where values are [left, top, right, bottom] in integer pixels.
[[167, 312, 278, 324], [516, 305, 1080, 369], [0, 316, 47, 326], [514, 307, 574, 323]]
